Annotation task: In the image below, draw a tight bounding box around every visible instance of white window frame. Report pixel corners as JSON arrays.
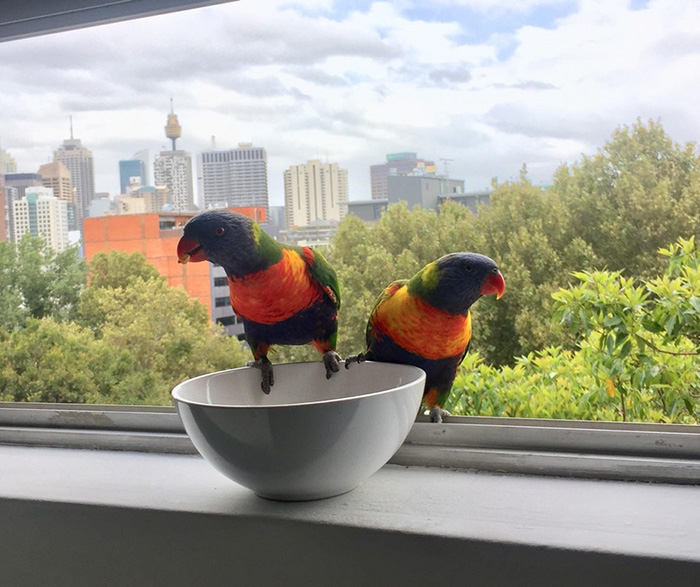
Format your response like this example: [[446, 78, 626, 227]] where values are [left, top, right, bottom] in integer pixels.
[[1, 0, 698, 486], [2, 402, 699, 485]]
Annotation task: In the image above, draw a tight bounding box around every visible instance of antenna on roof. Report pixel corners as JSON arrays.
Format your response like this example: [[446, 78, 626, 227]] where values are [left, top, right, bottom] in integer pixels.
[[440, 158, 454, 178], [69, 115, 74, 140]]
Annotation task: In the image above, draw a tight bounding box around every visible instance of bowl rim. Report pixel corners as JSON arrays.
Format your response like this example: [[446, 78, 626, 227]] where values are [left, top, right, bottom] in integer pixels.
[[171, 360, 426, 409]]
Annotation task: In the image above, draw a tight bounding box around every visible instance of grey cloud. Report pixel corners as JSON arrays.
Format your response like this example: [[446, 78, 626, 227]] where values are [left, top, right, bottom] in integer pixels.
[[484, 102, 608, 141], [651, 32, 700, 58], [283, 66, 350, 87], [429, 67, 472, 85], [0, 5, 396, 98], [493, 80, 557, 90]]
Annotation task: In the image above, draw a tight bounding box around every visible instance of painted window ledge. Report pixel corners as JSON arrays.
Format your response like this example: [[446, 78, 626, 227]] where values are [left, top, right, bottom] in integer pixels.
[[1, 404, 700, 585]]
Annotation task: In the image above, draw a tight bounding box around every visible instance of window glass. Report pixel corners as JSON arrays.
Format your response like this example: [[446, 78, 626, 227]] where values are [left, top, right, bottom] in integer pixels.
[[0, 1, 698, 423]]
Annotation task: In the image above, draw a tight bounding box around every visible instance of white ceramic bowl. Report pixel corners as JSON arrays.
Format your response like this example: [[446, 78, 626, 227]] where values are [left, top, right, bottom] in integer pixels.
[[172, 361, 425, 501]]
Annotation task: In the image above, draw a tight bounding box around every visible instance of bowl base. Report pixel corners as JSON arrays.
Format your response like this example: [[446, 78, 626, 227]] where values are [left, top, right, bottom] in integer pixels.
[[254, 484, 360, 502]]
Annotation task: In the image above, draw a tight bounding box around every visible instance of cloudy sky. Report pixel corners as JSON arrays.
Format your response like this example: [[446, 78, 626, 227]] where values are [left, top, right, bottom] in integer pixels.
[[1, 0, 699, 207]]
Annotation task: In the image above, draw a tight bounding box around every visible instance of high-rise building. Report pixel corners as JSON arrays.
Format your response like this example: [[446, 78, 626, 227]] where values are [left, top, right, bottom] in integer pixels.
[[12, 187, 70, 252], [284, 159, 348, 229], [0, 147, 17, 174], [119, 159, 147, 194], [154, 151, 194, 212], [54, 123, 95, 226], [39, 160, 76, 231], [133, 149, 151, 186], [39, 161, 72, 202], [197, 143, 269, 212], [154, 105, 194, 212], [370, 152, 436, 200], [4, 173, 43, 242], [136, 185, 168, 213], [386, 175, 465, 210]]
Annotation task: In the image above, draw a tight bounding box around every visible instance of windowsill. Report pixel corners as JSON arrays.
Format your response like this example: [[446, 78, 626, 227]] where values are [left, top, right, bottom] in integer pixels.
[[1, 442, 700, 585]]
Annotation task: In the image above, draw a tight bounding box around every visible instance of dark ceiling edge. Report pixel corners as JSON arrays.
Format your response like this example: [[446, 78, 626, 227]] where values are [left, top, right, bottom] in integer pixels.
[[0, 0, 237, 43]]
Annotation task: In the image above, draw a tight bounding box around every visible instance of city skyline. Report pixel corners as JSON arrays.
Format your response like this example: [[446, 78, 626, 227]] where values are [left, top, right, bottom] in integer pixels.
[[1, 1, 699, 206]]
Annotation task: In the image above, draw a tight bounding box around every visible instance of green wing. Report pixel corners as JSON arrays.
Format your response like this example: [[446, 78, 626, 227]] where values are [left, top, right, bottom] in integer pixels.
[[365, 279, 409, 349], [298, 246, 341, 310]]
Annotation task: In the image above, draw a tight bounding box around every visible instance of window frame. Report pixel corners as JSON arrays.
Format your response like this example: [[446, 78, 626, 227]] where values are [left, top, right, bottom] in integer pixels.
[[2, 402, 699, 485], [1, 0, 699, 491]]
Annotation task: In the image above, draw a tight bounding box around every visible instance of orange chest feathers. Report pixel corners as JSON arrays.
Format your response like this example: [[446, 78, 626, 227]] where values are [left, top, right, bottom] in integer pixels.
[[372, 286, 472, 360], [227, 249, 323, 325]]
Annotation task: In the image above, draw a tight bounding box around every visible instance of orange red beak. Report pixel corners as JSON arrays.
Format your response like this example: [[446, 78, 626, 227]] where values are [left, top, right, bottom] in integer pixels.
[[177, 236, 207, 264], [481, 271, 505, 300]]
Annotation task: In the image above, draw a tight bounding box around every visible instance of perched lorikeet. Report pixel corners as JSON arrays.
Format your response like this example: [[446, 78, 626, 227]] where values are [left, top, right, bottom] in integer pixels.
[[177, 210, 341, 393], [346, 253, 505, 423]]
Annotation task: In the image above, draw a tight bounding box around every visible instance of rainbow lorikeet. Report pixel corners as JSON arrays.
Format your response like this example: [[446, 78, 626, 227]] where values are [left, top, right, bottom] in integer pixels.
[[346, 253, 505, 423], [177, 210, 341, 393]]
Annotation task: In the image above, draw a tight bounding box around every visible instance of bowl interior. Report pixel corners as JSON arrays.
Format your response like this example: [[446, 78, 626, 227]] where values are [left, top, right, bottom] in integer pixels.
[[173, 361, 425, 408]]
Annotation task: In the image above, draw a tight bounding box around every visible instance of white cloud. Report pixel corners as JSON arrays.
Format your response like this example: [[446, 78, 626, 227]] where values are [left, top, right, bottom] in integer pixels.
[[1, 0, 699, 203]]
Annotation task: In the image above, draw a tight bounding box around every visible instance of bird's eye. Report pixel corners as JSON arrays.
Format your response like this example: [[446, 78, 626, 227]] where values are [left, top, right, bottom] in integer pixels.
[[465, 263, 474, 272], [215, 227, 225, 236]]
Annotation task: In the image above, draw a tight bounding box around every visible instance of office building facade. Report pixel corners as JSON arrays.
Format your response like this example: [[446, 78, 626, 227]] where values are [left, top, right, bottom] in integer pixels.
[[370, 152, 436, 200], [4, 173, 43, 242], [39, 160, 76, 231], [284, 159, 348, 229], [197, 143, 269, 212], [13, 187, 70, 252], [119, 159, 147, 194], [54, 137, 95, 225], [154, 150, 195, 212]]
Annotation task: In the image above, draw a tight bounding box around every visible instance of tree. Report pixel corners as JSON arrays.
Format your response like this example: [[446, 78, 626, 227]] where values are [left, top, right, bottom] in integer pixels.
[[551, 119, 700, 279], [328, 189, 595, 366], [0, 235, 86, 330], [449, 237, 699, 423], [77, 252, 248, 404], [0, 318, 106, 403], [86, 250, 162, 289], [0, 250, 249, 405]]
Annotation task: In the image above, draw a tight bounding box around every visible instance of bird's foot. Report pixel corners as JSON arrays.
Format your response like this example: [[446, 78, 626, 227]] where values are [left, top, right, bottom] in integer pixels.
[[429, 407, 451, 424], [323, 351, 341, 380], [248, 356, 274, 394], [344, 353, 366, 369]]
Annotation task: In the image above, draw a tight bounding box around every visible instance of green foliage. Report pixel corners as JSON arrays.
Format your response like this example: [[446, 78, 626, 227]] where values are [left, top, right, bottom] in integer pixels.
[[449, 237, 699, 423], [86, 250, 162, 289], [0, 318, 105, 403], [328, 186, 595, 365], [551, 119, 700, 279], [0, 235, 86, 329], [329, 120, 700, 368], [0, 250, 248, 405], [2, 121, 699, 419]]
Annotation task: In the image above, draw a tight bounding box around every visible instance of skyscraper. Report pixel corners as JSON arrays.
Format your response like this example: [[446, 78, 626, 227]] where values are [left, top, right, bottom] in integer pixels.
[[39, 161, 72, 202], [284, 159, 348, 229], [119, 159, 147, 194], [154, 151, 194, 212], [370, 152, 436, 200], [197, 143, 269, 212], [39, 160, 76, 231], [13, 187, 69, 252], [154, 103, 194, 212], [54, 121, 95, 226], [4, 173, 43, 242], [133, 149, 151, 186], [0, 146, 17, 174]]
